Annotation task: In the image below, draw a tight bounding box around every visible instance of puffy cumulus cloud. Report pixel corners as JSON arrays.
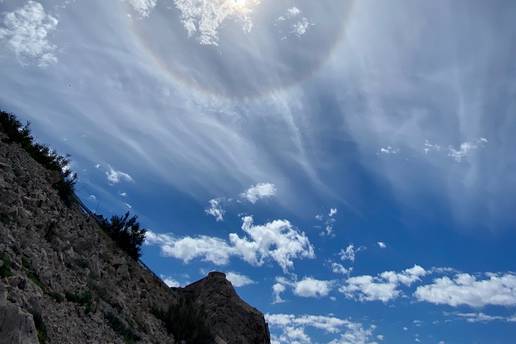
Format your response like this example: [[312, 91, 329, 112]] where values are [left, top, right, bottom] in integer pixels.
[[340, 265, 427, 303], [0, 1, 58, 67], [331, 262, 351, 276], [293, 277, 334, 298], [230, 216, 314, 272], [380, 265, 427, 286], [146, 216, 314, 271], [146, 231, 235, 265], [328, 323, 380, 344], [340, 275, 400, 303], [377, 241, 387, 249], [225, 271, 254, 287], [105, 166, 134, 184], [414, 273, 516, 307], [123, 0, 157, 17], [329, 208, 338, 217], [266, 313, 379, 344], [205, 198, 225, 222], [272, 281, 286, 304], [241, 182, 277, 204], [339, 244, 365, 263], [174, 0, 261, 45]]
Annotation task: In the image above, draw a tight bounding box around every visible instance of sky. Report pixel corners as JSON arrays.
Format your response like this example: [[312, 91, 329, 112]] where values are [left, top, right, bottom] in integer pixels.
[[1, 0, 516, 343]]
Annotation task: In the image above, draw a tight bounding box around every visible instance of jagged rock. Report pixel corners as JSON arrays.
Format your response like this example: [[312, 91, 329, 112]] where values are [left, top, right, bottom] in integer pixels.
[[181, 272, 270, 344]]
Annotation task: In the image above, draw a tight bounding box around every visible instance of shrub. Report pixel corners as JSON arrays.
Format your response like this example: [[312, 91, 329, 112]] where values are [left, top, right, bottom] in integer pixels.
[[0, 253, 13, 278], [31, 311, 48, 344], [97, 212, 146, 260], [152, 297, 213, 344], [104, 312, 140, 344], [0, 110, 77, 206], [65, 290, 94, 313]]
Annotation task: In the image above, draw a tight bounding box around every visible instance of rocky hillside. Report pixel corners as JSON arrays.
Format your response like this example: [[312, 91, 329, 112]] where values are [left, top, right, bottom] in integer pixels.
[[0, 116, 270, 344]]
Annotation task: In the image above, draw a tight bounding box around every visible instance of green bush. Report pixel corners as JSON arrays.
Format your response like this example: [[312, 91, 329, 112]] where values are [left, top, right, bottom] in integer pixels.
[[31, 311, 48, 344], [96, 212, 146, 260], [0, 254, 13, 278], [0, 110, 77, 206], [152, 297, 213, 344], [65, 290, 94, 313]]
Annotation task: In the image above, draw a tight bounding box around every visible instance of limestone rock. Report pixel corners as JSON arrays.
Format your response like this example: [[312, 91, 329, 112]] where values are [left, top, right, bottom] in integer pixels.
[[0, 300, 39, 344], [181, 272, 270, 344]]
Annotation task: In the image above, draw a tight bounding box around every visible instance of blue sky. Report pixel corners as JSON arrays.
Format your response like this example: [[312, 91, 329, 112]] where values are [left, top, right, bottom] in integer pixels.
[[1, 0, 516, 343]]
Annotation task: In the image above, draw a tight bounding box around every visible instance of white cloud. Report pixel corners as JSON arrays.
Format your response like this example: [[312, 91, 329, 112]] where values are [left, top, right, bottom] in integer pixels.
[[241, 182, 277, 203], [379, 146, 399, 155], [332, 262, 351, 276], [146, 216, 314, 271], [423, 140, 441, 154], [380, 265, 427, 286], [226, 271, 254, 287], [448, 138, 488, 162], [414, 273, 516, 307], [123, 0, 157, 17], [340, 275, 400, 303], [316, 209, 338, 236], [272, 282, 286, 304], [451, 312, 516, 323], [340, 265, 427, 303], [205, 198, 225, 221], [160, 275, 181, 287], [230, 216, 314, 272], [377, 242, 387, 249], [277, 6, 313, 39], [0, 1, 58, 67], [146, 231, 235, 265], [339, 244, 364, 263], [120, 192, 128, 197], [88, 194, 97, 201], [266, 313, 379, 344], [174, 0, 261, 45], [293, 277, 334, 298], [106, 166, 134, 184]]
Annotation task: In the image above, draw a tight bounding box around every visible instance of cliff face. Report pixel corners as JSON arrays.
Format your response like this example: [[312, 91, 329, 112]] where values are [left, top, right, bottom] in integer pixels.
[[0, 128, 270, 344]]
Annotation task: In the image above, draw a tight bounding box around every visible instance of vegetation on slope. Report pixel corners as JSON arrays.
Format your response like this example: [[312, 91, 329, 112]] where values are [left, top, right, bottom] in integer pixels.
[[0, 110, 146, 260], [0, 110, 77, 205]]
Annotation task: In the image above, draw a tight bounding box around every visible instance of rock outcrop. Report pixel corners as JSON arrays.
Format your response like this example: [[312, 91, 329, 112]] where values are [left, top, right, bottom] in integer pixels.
[[0, 123, 270, 343], [181, 272, 270, 344]]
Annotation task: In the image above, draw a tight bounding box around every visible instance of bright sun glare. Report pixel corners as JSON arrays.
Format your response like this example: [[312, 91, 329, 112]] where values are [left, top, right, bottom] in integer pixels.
[[230, 0, 261, 14]]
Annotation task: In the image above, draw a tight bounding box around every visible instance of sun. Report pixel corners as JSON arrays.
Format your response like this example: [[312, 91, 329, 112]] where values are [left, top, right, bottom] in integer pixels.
[[229, 0, 261, 15]]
